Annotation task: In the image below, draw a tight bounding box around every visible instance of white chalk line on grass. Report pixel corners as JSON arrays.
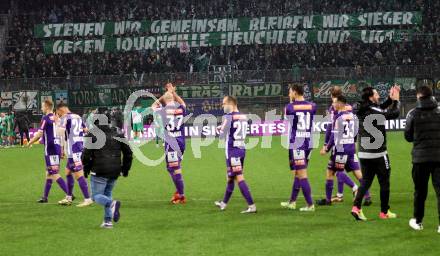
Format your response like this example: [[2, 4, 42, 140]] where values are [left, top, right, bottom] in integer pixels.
[[0, 192, 417, 206]]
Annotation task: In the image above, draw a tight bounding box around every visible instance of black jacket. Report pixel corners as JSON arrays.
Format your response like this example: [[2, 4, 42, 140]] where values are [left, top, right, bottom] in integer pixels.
[[404, 96, 440, 163], [15, 115, 31, 131], [353, 97, 400, 158], [82, 125, 133, 179]]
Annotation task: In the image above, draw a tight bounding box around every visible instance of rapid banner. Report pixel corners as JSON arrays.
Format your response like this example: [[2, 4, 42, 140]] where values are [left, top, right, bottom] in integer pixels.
[[35, 11, 421, 38], [42, 29, 415, 54], [176, 83, 283, 98]]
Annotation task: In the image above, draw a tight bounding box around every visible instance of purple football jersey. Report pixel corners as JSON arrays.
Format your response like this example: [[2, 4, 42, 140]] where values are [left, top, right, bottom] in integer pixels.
[[285, 100, 317, 150], [60, 113, 85, 158], [221, 112, 247, 159], [327, 110, 358, 155], [324, 104, 353, 146], [39, 113, 61, 156], [159, 103, 186, 153]]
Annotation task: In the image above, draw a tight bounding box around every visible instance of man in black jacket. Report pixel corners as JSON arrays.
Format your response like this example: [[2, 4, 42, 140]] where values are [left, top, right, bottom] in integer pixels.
[[82, 110, 133, 229], [405, 85, 440, 233], [15, 113, 31, 147], [351, 85, 401, 221]]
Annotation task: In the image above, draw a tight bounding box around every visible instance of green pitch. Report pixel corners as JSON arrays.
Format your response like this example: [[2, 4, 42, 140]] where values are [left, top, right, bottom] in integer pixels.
[[1, 132, 439, 256]]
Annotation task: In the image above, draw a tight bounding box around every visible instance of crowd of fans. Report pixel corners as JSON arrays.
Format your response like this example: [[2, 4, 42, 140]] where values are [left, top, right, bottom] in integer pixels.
[[1, 0, 439, 79]]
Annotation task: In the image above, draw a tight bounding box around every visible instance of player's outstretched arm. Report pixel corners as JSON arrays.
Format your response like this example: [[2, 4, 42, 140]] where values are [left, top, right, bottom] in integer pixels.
[[27, 131, 42, 147]]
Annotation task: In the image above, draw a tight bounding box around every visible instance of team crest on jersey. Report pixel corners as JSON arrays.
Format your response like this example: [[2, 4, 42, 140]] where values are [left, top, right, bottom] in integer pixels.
[[293, 104, 312, 110]]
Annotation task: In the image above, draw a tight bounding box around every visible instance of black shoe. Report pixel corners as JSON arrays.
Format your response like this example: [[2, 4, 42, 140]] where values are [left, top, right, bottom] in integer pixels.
[[363, 198, 372, 206], [316, 198, 331, 206], [72, 195, 76, 201], [37, 198, 48, 203]]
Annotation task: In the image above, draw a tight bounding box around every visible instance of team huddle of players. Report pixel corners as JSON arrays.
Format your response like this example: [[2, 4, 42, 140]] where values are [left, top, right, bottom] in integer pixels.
[[28, 82, 372, 216]]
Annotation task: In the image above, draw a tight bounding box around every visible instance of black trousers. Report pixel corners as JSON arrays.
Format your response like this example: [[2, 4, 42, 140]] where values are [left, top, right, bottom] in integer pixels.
[[412, 163, 440, 224], [19, 129, 30, 146], [354, 155, 391, 213]]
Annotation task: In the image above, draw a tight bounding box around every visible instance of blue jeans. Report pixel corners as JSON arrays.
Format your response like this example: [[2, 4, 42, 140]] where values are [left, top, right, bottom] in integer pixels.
[[90, 175, 117, 222]]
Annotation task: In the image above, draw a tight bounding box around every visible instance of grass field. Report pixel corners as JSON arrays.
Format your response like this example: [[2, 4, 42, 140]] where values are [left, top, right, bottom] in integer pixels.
[[1, 132, 439, 256]]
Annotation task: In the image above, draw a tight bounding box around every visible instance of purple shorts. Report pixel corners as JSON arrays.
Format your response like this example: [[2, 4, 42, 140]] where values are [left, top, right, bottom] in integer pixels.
[[66, 158, 83, 172], [327, 153, 360, 172], [45, 155, 60, 175], [289, 149, 311, 171], [165, 144, 185, 172], [226, 156, 245, 177]]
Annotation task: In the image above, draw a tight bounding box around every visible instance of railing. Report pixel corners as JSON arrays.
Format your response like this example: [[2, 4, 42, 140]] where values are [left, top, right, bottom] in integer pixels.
[[0, 65, 439, 92]]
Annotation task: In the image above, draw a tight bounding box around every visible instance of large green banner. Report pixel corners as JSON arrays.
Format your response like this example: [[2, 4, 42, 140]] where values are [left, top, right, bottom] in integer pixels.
[[34, 11, 421, 38], [35, 11, 421, 54], [42, 29, 415, 54]]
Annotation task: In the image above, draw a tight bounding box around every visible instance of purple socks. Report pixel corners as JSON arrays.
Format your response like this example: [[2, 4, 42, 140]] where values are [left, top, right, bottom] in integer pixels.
[[56, 177, 68, 194], [43, 179, 53, 199], [300, 178, 313, 206], [238, 180, 254, 205], [325, 179, 334, 202], [78, 176, 91, 199], [66, 174, 74, 196], [290, 177, 301, 202], [173, 173, 185, 196], [336, 171, 355, 194], [223, 180, 235, 204]]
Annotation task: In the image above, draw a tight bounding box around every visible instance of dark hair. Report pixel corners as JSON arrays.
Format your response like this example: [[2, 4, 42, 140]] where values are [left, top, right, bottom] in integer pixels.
[[289, 84, 304, 96], [361, 87, 375, 102], [56, 102, 68, 109], [416, 85, 433, 98], [224, 96, 238, 106], [335, 95, 347, 104], [330, 86, 342, 98], [43, 99, 54, 109]]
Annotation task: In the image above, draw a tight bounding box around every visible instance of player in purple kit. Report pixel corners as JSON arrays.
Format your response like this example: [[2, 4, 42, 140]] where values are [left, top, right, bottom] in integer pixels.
[[281, 84, 316, 212], [152, 84, 187, 204], [27, 100, 69, 203], [317, 95, 371, 206], [321, 87, 359, 203], [316, 88, 372, 206], [214, 96, 257, 213], [56, 103, 93, 207]]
